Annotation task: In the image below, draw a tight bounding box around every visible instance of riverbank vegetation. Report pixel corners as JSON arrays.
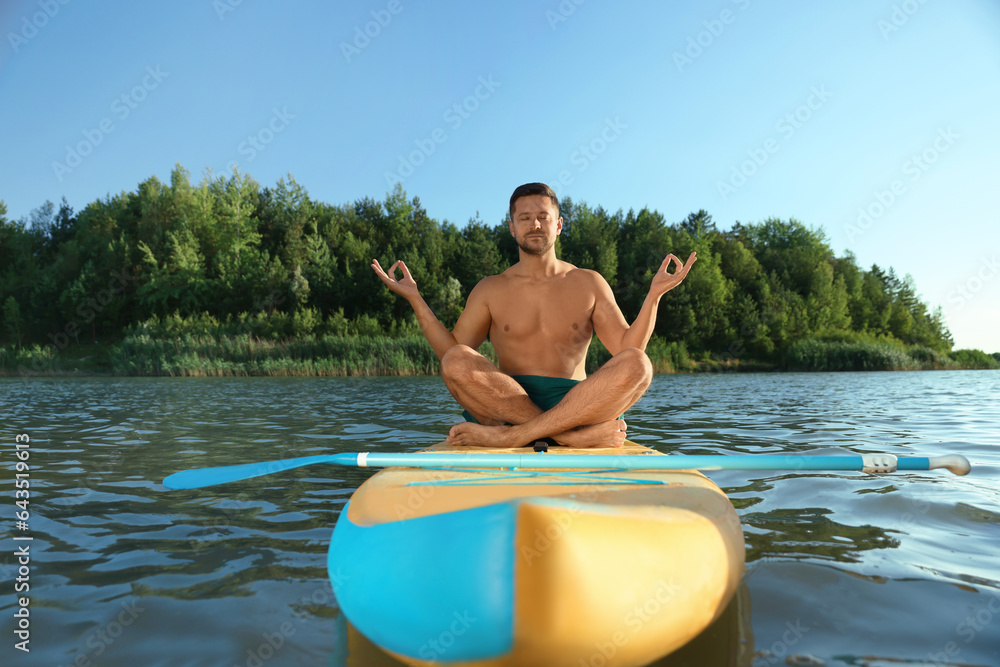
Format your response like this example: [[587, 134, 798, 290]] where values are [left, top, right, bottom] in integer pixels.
[[2, 165, 997, 376]]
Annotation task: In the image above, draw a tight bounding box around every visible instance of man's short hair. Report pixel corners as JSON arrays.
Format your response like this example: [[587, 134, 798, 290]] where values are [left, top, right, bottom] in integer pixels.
[[509, 183, 559, 220]]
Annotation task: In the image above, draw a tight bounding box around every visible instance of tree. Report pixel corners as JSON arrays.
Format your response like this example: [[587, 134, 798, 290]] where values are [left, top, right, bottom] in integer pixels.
[[256, 175, 315, 269], [136, 230, 211, 316], [734, 218, 835, 297], [203, 168, 262, 268], [447, 217, 505, 295], [559, 203, 618, 283], [806, 261, 850, 333], [2, 296, 24, 347], [854, 266, 891, 335], [616, 207, 675, 321], [680, 209, 717, 240]]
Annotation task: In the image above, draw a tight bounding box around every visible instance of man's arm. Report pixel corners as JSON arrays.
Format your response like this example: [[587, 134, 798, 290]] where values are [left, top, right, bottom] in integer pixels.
[[371, 259, 491, 359], [592, 252, 697, 354]]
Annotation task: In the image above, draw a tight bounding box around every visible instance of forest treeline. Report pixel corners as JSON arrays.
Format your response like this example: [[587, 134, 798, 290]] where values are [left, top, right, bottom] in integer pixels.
[[1, 165, 997, 375]]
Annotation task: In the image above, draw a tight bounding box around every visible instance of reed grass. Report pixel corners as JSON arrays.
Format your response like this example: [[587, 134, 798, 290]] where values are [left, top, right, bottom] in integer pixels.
[[0, 344, 66, 376], [8, 324, 996, 378], [581, 336, 691, 374], [783, 337, 989, 371], [110, 334, 448, 377], [108, 331, 699, 378]]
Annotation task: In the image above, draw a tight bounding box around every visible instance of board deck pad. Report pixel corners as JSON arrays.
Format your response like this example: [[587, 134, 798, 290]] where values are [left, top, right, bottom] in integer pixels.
[[345, 440, 726, 527]]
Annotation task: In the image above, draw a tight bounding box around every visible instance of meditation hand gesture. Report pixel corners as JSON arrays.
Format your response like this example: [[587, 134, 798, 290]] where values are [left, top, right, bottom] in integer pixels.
[[372, 259, 421, 302], [649, 252, 697, 299]]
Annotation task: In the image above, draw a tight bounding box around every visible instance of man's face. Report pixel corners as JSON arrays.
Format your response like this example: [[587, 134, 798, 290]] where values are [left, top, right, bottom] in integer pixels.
[[510, 195, 562, 256]]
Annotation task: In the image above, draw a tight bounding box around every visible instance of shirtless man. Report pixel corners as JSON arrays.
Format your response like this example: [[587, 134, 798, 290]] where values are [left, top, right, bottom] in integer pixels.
[[372, 182, 696, 448]]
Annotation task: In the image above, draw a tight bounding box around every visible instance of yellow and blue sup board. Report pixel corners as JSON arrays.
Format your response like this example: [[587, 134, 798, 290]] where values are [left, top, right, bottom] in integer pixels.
[[327, 441, 745, 667]]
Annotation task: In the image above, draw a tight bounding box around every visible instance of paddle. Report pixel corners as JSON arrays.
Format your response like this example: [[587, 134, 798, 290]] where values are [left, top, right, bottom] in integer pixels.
[[162, 451, 971, 490]]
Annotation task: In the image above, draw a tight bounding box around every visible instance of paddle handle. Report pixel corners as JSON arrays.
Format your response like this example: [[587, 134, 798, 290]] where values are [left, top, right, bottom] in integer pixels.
[[926, 454, 972, 476], [867, 454, 971, 476]]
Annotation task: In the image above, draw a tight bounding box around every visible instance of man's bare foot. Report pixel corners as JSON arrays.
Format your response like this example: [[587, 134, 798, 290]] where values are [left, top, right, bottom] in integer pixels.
[[447, 422, 518, 447], [446, 419, 627, 449], [552, 419, 627, 448]]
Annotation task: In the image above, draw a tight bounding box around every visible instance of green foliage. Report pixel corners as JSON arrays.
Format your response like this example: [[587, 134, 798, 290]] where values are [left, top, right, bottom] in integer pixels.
[[949, 349, 1000, 370], [786, 338, 918, 372], [6, 164, 991, 375], [559, 200, 618, 283], [110, 334, 441, 376], [645, 337, 691, 373], [0, 343, 62, 374], [2, 296, 24, 347], [784, 334, 973, 372]]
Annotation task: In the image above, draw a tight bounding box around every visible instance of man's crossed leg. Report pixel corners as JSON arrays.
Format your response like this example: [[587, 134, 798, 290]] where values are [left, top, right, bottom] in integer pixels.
[[441, 345, 653, 448]]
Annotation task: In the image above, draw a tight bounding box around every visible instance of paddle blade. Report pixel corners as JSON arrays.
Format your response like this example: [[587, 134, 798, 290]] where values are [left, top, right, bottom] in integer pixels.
[[162, 454, 357, 490]]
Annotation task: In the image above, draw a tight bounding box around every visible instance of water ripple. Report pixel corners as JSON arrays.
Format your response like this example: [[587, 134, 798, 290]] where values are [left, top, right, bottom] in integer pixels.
[[1, 371, 997, 665]]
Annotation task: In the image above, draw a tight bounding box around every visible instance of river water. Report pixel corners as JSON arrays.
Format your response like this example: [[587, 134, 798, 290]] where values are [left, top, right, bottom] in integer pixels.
[[1, 371, 998, 666]]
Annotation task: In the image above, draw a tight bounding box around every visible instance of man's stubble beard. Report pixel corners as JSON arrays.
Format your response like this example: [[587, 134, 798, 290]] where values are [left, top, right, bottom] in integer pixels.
[[516, 234, 554, 256]]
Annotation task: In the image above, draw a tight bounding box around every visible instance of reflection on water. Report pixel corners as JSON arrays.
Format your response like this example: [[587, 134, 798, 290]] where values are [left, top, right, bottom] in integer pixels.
[[743, 507, 902, 563], [0, 371, 997, 666]]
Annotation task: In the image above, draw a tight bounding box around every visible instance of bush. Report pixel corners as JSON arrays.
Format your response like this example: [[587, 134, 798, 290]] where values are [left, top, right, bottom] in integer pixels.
[[949, 349, 1000, 370], [646, 337, 690, 373], [786, 338, 918, 371], [109, 334, 443, 376], [907, 345, 954, 369], [291, 307, 321, 338], [583, 335, 689, 374], [124, 309, 423, 342], [0, 343, 62, 375]]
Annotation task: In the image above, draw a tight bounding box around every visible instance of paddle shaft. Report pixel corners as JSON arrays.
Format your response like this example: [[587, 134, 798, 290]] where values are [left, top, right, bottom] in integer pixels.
[[162, 452, 971, 490], [354, 452, 937, 471]]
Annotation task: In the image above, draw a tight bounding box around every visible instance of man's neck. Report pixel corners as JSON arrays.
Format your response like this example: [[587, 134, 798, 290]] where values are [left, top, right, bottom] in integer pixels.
[[515, 250, 561, 277]]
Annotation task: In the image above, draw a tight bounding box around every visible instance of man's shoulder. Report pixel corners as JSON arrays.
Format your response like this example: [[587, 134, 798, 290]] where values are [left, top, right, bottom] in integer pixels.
[[480, 265, 523, 286], [565, 266, 609, 285], [474, 273, 506, 289], [564, 265, 599, 277], [466, 273, 505, 302]]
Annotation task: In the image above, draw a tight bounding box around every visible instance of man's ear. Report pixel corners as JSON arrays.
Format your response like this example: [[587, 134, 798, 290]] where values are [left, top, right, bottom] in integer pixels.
[[556, 217, 564, 235]]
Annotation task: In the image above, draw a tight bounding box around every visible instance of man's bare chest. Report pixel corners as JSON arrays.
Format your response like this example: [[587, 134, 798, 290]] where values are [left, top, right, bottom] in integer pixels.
[[488, 282, 595, 341]]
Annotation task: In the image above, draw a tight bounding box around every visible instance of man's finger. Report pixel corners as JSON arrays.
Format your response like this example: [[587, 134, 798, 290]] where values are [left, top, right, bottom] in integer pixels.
[[386, 260, 403, 280], [682, 252, 698, 275], [658, 253, 679, 272]]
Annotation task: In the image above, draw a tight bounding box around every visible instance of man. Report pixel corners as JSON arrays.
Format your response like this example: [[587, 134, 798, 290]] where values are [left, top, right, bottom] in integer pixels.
[[372, 182, 696, 448]]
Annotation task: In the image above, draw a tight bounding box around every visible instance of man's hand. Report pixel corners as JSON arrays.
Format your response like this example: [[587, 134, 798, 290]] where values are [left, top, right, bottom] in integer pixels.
[[372, 258, 420, 302], [649, 251, 697, 298]]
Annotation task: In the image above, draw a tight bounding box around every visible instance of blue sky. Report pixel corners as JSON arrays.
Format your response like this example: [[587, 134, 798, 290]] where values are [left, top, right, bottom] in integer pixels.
[[2, 0, 998, 352]]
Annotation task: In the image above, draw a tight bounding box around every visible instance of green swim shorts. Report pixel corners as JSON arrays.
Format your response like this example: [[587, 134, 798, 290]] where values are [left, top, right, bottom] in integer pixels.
[[460, 374, 581, 424]]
